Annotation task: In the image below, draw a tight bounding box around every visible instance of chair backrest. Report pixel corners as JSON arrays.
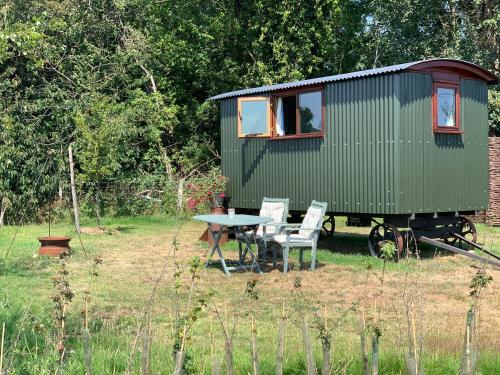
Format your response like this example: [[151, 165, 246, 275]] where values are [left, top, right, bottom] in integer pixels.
[[257, 197, 289, 235], [298, 200, 328, 240]]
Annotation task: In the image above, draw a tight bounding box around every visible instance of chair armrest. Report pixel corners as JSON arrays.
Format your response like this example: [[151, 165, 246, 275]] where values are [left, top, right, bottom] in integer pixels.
[[261, 222, 289, 236], [261, 222, 282, 227], [284, 227, 319, 233]]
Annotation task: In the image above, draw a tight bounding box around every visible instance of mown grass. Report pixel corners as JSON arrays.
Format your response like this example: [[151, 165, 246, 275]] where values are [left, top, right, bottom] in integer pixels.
[[0, 215, 499, 374]]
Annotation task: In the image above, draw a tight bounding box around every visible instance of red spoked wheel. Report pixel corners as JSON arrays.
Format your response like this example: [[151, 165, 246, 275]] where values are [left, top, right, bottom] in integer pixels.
[[321, 216, 335, 237], [443, 216, 477, 250], [368, 223, 404, 261]]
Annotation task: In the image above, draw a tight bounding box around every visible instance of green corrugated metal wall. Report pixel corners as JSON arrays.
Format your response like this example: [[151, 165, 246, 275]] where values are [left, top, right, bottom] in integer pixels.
[[399, 72, 488, 213], [221, 72, 489, 215]]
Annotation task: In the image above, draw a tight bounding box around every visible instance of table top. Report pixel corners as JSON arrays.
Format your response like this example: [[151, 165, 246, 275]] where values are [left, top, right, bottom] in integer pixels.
[[193, 214, 272, 227]]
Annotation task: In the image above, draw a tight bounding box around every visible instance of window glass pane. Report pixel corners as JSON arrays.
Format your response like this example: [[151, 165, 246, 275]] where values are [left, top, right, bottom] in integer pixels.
[[299, 91, 322, 133], [240, 100, 268, 135], [437, 87, 456, 127]]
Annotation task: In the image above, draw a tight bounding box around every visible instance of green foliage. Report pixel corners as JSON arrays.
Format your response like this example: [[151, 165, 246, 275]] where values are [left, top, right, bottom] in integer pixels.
[[0, 0, 499, 224], [245, 278, 260, 302], [469, 269, 493, 300], [380, 241, 396, 261], [489, 89, 500, 135]]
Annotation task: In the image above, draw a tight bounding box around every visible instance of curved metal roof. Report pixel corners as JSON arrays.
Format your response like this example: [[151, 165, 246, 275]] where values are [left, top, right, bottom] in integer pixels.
[[209, 58, 498, 100]]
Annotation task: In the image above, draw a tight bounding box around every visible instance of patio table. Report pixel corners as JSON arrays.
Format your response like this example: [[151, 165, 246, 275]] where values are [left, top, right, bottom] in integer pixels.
[[193, 214, 272, 276]]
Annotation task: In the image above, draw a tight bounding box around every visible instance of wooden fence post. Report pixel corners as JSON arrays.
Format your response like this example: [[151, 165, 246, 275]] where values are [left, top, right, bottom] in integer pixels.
[[68, 144, 81, 233]]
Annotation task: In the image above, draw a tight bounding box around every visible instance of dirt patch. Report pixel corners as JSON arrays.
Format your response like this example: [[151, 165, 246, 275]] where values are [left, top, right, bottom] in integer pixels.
[[80, 226, 122, 235], [80, 227, 108, 235], [67, 219, 500, 355]]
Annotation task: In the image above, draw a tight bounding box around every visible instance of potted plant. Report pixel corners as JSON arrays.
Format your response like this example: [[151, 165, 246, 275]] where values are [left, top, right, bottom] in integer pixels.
[[38, 201, 72, 257], [211, 192, 226, 212], [185, 169, 229, 244]]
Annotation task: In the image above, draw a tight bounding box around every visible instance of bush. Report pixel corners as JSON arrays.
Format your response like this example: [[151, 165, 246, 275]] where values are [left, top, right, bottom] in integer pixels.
[[78, 175, 179, 218], [185, 167, 228, 213]]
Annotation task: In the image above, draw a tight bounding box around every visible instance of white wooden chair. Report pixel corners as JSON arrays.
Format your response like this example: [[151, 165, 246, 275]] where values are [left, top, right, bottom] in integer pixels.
[[269, 200, 328, 274], [237, 197, 289, 261]]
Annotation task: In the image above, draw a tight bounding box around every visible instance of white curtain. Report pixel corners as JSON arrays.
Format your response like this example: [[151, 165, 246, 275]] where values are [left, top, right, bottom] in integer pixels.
[[275, 98, 284, 136]]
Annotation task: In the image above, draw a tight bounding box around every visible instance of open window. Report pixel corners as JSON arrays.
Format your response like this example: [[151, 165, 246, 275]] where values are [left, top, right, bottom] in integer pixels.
[[274, 89, 324, 139], [236, 88, 324, 139], [432, 76, 461, 134], [237, 97, 271, 137]]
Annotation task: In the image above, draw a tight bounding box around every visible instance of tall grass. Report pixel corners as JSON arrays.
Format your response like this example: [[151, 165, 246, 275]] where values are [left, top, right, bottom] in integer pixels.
[[0, 216, 499, 374]]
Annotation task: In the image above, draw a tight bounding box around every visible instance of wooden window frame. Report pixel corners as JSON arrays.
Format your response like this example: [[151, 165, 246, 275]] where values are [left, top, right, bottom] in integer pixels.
[[237, 96, 271, 138], [270, 87, 325, 140], [432, 74, 462, 134]]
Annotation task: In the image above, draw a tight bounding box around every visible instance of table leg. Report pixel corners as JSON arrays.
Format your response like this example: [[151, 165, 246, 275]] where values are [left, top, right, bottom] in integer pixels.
[[241, 226, 249, 261], [206, 223, 230, 276], [242, 228, 262, 274], [237, 227, 244, 262], [242, 225, 260, 261]]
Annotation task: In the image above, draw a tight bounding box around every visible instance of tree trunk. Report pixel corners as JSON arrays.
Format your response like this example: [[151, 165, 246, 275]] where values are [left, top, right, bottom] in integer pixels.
[[321, 306, 331, 375], [210, 318, 220, 375], [1, 322, 5, 375], [173, 351, 185, 375], [177, 179, 184, 212], [82, 328, 93, 375], [460, 308, 477, 375], [275, 305, 286, 375], [301, 316, 316, 375], [68, 145, 81, 233], [141, 321, 151, 375], [251, 315, 259, 375], [0, 206, 5, 227], [321, 339, 331, 375], [95, 189, 101, 228], [371, 334, 379, 375], [360, 329, 369, 375], [224, 336, 234, 375]]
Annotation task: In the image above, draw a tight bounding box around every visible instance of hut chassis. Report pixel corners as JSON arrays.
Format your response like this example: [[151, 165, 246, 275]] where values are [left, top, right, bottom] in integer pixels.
[[236, 208, 479, 260]]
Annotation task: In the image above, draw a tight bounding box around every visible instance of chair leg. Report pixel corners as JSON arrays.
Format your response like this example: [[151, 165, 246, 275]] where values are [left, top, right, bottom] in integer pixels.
[[261, 235, 267, 260], [283, 243, 290, 274], [238, 239, 243, 262], [310, 243, 317, 271], [299, 249, 304, 269], [272, 243, 277, 268]]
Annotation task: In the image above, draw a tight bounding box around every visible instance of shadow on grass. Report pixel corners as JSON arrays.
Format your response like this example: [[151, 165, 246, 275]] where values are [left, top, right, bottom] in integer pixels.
[[319, 230, 462, 261], [210, 230, 470, 275], [0, 256, 54, 277], [110, 225, 136, 234], [319, 231, 370, 256]]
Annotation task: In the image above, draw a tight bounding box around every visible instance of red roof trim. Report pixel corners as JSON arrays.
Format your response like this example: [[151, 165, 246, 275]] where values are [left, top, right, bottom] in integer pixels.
[[407, 60, 498, 84]]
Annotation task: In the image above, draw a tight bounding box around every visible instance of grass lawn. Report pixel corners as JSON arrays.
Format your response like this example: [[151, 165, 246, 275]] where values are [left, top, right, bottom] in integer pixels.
[[1, 215, 499, 374]]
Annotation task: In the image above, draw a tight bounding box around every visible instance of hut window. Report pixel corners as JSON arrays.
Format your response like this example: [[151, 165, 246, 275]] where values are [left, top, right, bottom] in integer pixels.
[[432, 81, 461, 133], [299, 91, 322, 133], [274, 89, 324, 138], [238, 97, 271, 137]]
